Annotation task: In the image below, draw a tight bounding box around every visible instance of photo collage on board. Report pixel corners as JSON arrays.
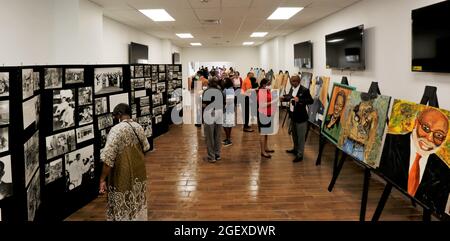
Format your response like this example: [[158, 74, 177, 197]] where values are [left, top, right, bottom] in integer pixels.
[[167, 65, 182, 108], [0, 68, 12, 204], [131, 65, 152, 139]]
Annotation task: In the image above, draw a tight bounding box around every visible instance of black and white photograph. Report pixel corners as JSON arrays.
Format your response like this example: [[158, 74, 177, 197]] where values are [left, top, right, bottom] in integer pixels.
[[65, 68, 84, 84], [46, 129, 76, 160], [24, 131, 39, 187], [144, 65, 151, 77], [155, 115, 163, 124], [135, 89, 146, 98], [44, 68, 63, 89], [33, 72, 40, 92], [131, 91, 135, 105], [144, 124, 152, 138], [153, 106, 162, 116], [95, 97, 108, 115], [76, 124, 94, 144], [94, 67, 123, 95], [140, 96, 150, 106], [0, 72, 9, 97], [0, 101, 9, 125], [152, 78, 158, 84], [22, 69, 35, 100], [135, 65, 144, 78], [152, 83, 157, 93], [26, 170, 40, 221], [152, 65, 157, 73], [132, 78, 145, 89], [0, 127, 8, 153], [161, 105, 167, 114], [100, 128, 110, 147], [78, 105, 93, 126], [98, 114, 113, 130], [45, 158, 63, 185], [0, 155, 12, 200], [145, 79, 151, 89], [23, 95, 39, 130], [157, 82, 166, 93], [158, 73, 166, 80], [109, 93, 129, 112], [78, 87, 93, 106], [174, 66, 180, 72], [65, 145, 94, 191], [158, 65, 165, 72], [152, 94, 162, 106], [152, 73, 158, 81], [53, 89, 75, 131], [132, 104, 137, 115], [141, 106, 150, 115], [130, 66, 135, 78]]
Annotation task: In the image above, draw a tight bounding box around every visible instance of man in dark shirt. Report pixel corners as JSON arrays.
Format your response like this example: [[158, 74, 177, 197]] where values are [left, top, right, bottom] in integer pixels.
[[281, 75, 314, 162]]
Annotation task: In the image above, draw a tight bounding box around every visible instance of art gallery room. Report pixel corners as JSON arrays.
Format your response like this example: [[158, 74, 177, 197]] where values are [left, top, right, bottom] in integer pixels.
[[1, 0, 450, 227]]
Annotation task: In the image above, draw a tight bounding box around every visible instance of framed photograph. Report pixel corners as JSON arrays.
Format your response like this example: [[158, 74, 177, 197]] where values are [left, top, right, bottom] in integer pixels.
[[24, 131, 39, 187], [145, 79, 151, 89], [161, 105, 167, 114], [174, 66, 180, 72], [78, 87, 93, 106], [100, 128, 110, 147], [135, 65, 144, 78], [158, 65, 165, 72], [140, 96, 150, 106], [78, 105, 93, 126], [45, 158, 63, 185], [0, 155, 12, 200], [155, 115, 163, 124], [22, 69, 34, 99], [44, 68, 63, 89], [26, 170, 40, 221], [152, 106, 161, 116], [158, 73, 166, 80], [98, 114, 113, 130], [76, 124, 94, 144], [33, 72, 40, 92], [65, 68, 84, 84], [157, 82, 166, 93], [0, 72, 9, 97], [144, 65, 151, 77], [0, 127, 8, 153], [152, 73, 158, 81], [135, 90, 146, 98], [109, 93, 129, 112], [53, 89, 75, 131], [152, 84, 157, 93], [141, 106, 150, 116], [0, 100, 9, 125], [152, 94, 162, 106], [132, 104, 137, 115], [152, 65, 157, 73], [95, 97, 108, 115], [130, 66, 135, 78], [45, 129, 76, 160], [94, 67, 123, 95], [132, 78, 145, 89], [23, 95, 40, 130], [65, 145, 94, 191]]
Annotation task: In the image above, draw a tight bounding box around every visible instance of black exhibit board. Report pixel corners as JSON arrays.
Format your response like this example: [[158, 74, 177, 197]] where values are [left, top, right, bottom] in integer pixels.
[[167, 64, 183, 125], [0, 63, 181, 221]]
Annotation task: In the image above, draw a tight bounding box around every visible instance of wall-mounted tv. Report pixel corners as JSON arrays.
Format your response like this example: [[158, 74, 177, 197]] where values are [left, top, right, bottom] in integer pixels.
[[294, 41, 313, 69], [412, 1, 450, 73], [325, 25, 365, 70], [172, 52, 180, 64], [129, 42, 149, 64]]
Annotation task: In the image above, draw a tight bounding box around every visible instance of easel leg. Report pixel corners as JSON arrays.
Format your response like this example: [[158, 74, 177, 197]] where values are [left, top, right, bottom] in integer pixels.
[[315, 136, 326, 166], [333, 148, 340, 170], [360, 167, 371, 221], [282, 108, 289, 128], [327, 153, 346, 192], [371, 182, 392, 221]]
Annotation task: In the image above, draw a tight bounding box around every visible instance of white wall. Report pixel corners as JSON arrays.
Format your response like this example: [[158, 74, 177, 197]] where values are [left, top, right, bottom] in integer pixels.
[[0, 0, 179, 65], [259, 0, 450, 109]]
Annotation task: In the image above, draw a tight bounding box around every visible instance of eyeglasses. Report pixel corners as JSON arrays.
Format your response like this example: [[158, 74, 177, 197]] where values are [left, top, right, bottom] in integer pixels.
[[417, 119, 447, 144]]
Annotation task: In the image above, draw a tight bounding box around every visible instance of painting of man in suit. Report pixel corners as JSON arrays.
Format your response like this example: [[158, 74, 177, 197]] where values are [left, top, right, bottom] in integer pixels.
[[379, 100, 450, 216]]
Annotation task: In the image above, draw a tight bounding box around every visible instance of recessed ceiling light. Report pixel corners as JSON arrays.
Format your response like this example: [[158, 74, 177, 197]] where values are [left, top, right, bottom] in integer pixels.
[[327, 39, 344, 43], [190, 43, 202, 46], [243, 42, 254, 46], [267, 7, 303, 20], [251, 32, 268, 37], [139, 9, 175, 22], [176, 33, 194, 38]]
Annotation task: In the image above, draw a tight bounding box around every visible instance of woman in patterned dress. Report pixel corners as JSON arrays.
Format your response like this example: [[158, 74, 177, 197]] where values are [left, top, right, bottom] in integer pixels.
[[99, 103, 150, 221]]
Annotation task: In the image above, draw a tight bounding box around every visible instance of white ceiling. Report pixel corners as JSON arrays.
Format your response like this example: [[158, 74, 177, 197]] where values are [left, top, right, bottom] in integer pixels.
[[90, 0, 361, 47]]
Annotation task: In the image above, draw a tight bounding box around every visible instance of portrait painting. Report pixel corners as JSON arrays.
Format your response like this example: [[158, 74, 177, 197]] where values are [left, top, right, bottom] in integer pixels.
[[378, 99, 450, 216], [321, 83, 355, 145], [337, 91, 391, 167], [308, 76, 330, 127]]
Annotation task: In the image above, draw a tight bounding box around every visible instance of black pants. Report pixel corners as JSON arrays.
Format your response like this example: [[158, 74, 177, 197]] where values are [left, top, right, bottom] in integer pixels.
[[244, 96, 250, 128]]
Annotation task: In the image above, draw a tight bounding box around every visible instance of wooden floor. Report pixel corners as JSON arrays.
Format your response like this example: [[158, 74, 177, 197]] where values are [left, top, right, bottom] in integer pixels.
[[67, 121, 423, 221]]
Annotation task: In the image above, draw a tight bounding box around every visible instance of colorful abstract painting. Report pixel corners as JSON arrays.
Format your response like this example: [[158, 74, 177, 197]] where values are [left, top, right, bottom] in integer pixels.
[[308, 76, 330, 127], [379, 99, 450, 217], [337, 91, 391, 167], [321, 83, 355, 145]]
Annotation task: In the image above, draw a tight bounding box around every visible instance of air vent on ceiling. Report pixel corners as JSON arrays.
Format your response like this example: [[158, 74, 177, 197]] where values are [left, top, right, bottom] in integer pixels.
[[211, 36, 221, 39], [201, 19, 221, 25]]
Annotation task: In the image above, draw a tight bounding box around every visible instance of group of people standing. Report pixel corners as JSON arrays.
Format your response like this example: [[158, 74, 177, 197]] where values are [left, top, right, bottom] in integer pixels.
[[193, 67, 313, 164]]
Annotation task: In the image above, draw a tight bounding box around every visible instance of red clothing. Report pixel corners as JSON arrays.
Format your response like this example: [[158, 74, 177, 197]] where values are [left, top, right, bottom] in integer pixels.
[[257, 89, 272, 116]]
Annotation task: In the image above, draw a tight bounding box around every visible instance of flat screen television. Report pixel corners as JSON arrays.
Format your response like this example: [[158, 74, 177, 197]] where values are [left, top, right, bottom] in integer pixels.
[[294, 41, 313, 69], [325, 25, 365, 70], [129, 42, 149, 64], [172, 52, 180, 64], [412, 1, 450, 73]]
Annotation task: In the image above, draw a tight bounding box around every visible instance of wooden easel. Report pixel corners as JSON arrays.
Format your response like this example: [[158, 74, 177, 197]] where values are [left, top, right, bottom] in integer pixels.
[[371, 86, 439, 222]]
